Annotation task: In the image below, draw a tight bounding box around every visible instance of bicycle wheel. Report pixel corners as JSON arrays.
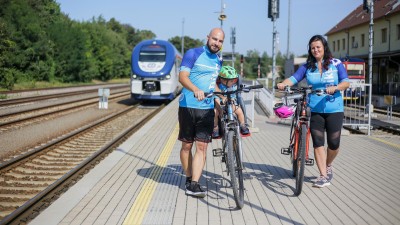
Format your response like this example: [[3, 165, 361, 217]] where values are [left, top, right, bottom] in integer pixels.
[[291, 102, 300, 177], [294, 123, 307, 196], [227, 130, 244, 209]]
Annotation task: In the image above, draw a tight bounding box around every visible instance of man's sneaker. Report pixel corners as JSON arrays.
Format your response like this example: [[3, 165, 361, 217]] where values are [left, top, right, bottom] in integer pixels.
[[186, 181, 206, 198], [185, 177, 192, 190], [212, 127, 220, 139], [326, 165, 333, 182], [312, 175, 331, 188], [240, 125, 250, 136]]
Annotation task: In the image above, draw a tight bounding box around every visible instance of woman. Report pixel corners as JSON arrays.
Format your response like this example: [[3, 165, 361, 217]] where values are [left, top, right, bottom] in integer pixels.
[[277, 35, 350, 188]]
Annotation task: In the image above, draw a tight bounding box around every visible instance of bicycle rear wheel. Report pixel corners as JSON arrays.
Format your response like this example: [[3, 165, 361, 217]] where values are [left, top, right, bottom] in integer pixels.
[[227, 130, 244, 209], [294, 123, 307, 196]]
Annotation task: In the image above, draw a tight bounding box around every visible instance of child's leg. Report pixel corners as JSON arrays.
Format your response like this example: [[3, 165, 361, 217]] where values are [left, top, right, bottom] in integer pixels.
[[234, 105, 246, 126], [214, 99, 221, 129]]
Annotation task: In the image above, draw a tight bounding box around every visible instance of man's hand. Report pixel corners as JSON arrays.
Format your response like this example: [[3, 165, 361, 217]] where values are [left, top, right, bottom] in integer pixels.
[[193, 89, 205, 101]]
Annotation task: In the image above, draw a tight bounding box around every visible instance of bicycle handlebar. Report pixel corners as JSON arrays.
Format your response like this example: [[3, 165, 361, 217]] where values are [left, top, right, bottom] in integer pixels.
[[195, 84, 264, 98], [275, 85, 337, 96]]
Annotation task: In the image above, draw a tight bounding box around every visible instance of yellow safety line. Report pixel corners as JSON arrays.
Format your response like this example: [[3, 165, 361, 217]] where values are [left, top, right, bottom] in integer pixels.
[[123, 123, 179, 225], [369, 136, 400, 150]]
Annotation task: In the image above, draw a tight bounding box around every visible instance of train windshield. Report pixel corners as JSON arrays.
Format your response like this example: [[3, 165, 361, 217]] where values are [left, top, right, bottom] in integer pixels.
[[139, 45, 166, 62], [346, 64, 364, 76]]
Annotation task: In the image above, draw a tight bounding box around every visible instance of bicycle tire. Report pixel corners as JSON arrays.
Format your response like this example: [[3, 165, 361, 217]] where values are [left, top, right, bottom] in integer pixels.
[[227, 130, 244, 209], [291, 101, 301, 177], [294, 123, 307, 196]]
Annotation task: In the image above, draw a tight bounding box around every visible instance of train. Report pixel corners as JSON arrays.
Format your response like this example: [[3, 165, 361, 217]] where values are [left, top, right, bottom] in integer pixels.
[[341, 57, 366, 100], [130, 39, 182, 101]]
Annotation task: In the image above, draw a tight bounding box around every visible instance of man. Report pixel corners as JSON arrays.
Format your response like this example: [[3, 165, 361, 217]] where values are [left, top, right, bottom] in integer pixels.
[[178, 27, 224, 197]]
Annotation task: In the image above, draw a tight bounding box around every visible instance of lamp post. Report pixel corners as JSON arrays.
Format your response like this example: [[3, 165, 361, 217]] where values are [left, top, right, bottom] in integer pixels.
[[217, 0, 226, 59], [181, 18, 184, 54], [364, 0, 374, 135], [268, 0, 279, 95]]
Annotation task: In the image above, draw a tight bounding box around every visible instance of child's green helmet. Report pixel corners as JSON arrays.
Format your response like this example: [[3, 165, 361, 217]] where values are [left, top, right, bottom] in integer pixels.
[[219, 66, 238, 79]]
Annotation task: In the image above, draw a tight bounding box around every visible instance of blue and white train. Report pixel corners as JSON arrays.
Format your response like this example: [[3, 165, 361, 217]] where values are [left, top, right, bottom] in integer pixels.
[[130, 39, 182, 101]]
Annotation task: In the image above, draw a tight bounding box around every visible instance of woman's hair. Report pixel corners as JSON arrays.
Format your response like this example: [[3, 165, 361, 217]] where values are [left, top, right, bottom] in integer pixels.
[[306, 35, 333, 72]]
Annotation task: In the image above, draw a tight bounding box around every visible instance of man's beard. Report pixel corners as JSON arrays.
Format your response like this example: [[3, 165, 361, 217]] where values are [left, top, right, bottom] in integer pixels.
[[207, 42, 220, 54]]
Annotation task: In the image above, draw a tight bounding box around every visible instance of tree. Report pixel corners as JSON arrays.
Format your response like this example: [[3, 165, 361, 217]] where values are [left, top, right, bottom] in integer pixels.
[[168, 36, 204, 54]]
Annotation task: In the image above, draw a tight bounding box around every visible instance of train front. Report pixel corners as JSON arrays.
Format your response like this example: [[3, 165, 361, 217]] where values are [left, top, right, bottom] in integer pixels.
[[130, 40, 181, 101]]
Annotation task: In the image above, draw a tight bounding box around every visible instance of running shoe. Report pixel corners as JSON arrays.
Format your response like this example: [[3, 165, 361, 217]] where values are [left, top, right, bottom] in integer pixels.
[[326, 165, 333, 182], [312, 175, 331, 188], [240, 125, 250, 136], [186, 181, 207, 198]]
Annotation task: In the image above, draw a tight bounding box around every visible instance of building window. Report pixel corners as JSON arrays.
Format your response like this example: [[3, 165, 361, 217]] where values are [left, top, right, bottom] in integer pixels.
[[337, 40, 340, 51], [351, 36, 355, 48], [381, 28, 387, 43], [333, 41, 336, 51], [361, 34, 365, 47], [397, 24, 400, 40], [342, 38, 345, 50]]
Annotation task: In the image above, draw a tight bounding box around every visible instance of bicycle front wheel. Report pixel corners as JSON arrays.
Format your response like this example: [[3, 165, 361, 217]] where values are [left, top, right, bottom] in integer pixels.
[[227, 130, 244, 209], [294, 123, 307, 196]]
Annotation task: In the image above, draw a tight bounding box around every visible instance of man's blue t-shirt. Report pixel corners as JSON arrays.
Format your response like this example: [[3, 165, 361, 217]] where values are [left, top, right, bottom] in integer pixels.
[[179, 46, 222, 109], [289, 58, 349, 113]]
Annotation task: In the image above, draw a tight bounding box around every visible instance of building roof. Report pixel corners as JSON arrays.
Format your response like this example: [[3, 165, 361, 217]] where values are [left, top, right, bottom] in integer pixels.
[[325, 0, 400, 35]]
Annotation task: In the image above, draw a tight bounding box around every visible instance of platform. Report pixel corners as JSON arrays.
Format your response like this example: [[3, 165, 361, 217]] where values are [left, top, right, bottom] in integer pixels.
[[30, 98, 400, 225]]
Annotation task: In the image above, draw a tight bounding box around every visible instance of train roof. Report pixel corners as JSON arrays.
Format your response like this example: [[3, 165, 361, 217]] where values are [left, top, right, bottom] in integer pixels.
[[131, 39, 181, 77]]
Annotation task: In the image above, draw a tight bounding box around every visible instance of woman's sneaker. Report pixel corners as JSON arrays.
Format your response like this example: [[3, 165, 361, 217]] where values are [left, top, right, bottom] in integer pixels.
[[326, 165, 333, 182], [312, 175, 331, 188], [186, 181, 206, 198]]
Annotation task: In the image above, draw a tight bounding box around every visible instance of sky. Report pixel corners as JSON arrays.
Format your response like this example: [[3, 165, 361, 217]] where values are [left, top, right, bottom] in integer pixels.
[[55, 0, 363, 57]]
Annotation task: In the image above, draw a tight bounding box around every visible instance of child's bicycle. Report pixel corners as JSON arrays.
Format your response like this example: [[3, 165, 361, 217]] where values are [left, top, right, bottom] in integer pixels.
[[275, 86, 329, 196], [207, 84, 263, 209]]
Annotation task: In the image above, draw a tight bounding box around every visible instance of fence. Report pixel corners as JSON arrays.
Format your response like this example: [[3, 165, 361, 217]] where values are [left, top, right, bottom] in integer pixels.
[[247, 81, 372, 134]]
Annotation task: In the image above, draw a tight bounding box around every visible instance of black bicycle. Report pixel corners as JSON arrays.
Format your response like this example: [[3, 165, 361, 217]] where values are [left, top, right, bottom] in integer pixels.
[[208, 84, 263, 208]]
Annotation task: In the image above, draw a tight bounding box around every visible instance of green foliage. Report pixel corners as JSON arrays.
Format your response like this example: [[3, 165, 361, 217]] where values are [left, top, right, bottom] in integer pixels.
[[169, 36, 204, 54], [0, 0, 288, 90]]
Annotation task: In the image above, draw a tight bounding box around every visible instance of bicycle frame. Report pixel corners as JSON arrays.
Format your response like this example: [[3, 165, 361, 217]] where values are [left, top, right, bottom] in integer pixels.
[[280, 86, 315, 196], [220, 95, 243, 168], [290, 95, 311, 165], [210, 84, 263, 208]]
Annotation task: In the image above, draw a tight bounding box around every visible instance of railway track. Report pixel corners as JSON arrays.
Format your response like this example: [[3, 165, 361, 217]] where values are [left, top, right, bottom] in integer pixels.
[[0, 91, 130, 133], [0, 85, 129, 107], [0, 104, 164, 224]]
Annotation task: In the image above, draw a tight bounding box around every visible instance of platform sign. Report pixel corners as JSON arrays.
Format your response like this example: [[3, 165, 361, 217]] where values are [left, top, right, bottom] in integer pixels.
[[384, 95, 396, 119], [98, 88, 110, 109]]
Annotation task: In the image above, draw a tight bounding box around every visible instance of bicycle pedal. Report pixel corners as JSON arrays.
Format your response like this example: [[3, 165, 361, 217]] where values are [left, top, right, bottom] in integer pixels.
[[213, 148, 223, 157], [306, 158, 314, 166], [281, 147, 291, 155]]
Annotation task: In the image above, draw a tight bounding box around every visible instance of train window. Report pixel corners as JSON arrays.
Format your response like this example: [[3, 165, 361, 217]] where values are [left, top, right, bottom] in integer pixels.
[[139, 45, 166, 62]]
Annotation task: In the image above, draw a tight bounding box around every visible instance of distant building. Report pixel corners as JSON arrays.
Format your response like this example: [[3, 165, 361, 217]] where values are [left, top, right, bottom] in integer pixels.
[[326, 0, 400, 97]]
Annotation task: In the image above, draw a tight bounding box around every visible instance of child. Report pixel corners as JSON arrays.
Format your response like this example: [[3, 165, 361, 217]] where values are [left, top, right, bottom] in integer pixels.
[[213, 66, 249, 138]]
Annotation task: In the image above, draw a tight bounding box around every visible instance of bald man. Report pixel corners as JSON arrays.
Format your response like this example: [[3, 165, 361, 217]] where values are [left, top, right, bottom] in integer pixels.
[[177, 28, 225, 197]]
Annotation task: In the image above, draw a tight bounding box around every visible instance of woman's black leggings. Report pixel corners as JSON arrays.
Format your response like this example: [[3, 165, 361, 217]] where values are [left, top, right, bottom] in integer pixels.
[[310, 112, 344, 150]]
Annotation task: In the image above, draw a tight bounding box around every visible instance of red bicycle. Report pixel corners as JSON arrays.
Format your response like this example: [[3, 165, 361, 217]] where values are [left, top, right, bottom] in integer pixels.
[[275, 86, 324, 196]]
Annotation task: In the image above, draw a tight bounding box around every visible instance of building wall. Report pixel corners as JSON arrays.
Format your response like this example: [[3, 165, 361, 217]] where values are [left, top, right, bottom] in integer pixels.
[[328, 13, 400, 58]]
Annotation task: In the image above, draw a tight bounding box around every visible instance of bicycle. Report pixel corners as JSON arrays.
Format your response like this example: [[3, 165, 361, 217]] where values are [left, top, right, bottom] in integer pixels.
[[207, 84, 263, 209], [276, 86, 328, 196]]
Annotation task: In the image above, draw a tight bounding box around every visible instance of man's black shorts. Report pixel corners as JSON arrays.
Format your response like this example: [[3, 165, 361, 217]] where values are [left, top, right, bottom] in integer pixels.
[[178, 107, 214, 143]]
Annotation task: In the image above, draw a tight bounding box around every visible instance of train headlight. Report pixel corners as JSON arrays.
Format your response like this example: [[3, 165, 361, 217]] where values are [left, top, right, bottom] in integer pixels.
[[132, 74, 137, 79], [165, 75, 171, 80]]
